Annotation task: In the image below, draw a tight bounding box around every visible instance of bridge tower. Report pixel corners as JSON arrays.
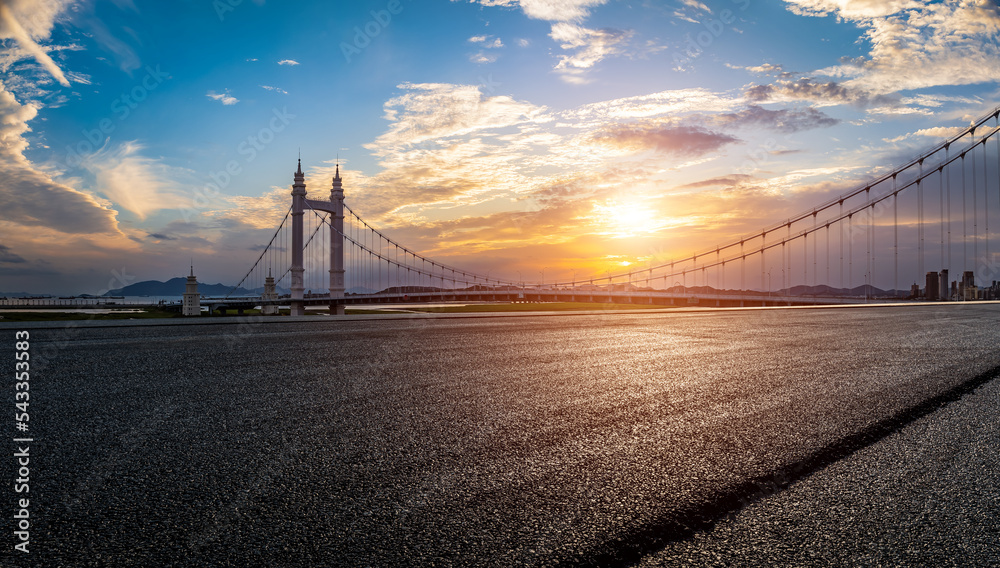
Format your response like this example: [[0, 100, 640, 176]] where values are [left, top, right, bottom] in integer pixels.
[[290, 160, 307, 316], [328, 164, 346, 315], [289, 159, 347, 316]]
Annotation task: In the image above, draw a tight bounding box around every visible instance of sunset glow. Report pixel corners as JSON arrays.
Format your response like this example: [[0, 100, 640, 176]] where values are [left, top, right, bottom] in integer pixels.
[[1, 1, 999, 294]]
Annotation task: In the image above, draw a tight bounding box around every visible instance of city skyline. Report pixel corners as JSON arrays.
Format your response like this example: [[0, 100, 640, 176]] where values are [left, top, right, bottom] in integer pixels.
[[2, 0, 1000, 294]]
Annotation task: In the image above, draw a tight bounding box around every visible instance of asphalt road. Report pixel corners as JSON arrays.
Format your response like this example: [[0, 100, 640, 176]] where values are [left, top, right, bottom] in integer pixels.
[[3, 304, 999, 566]]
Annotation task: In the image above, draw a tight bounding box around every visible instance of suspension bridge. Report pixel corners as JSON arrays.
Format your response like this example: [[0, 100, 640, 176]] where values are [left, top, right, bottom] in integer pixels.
[[6, 106, 999, 315], [203, 104, 1000, 315]]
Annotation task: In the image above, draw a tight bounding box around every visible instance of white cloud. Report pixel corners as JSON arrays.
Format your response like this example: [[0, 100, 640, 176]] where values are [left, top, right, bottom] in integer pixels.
[[883, 126, 966, 144], [784, 0, 1000, 95], [549, 23, 633, 83], [782, 0, 919, 19], [277, 59, 300, 66], [0, 0, 72, 86], [564, 88, 742, 122], [369, 82, 550, 151], [469, 34, 503, 48], [206, 90, 239, 105], [470, 51, 498, 64], [260, 85, 288, 94], [84, 141, 189, 220], [0, 81, 119, 234], [679, 0, 711, 14], [468, 0, 630, 83], [476, 0, 608, 22]]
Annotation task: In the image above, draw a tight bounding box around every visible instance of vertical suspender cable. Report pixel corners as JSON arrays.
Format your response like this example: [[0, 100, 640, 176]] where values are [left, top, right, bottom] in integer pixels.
[[918, 160, 924, 282], [963, 152, 968, 272], [972, 129, 978, 272], [893, 175, 898, 294], [840, 201, 845, 290]]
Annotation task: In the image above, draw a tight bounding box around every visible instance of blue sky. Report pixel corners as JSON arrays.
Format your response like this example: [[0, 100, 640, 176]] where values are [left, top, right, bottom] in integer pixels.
[[2, 0, 1000, 294]]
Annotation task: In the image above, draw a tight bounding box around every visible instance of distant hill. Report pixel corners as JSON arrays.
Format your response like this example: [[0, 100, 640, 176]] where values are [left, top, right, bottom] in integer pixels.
[[347, 286, 377, 294], [103, 277, 289, 297], [661, 283, 909, 297], [0, 292, 52, 298]]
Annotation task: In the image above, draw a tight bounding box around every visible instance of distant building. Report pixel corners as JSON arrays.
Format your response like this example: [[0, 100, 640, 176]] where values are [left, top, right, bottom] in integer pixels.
[[182, 265, 200, 316], [910, 282, 921, 299], [925, 272, 939, 301], [951, 280, 958, 299], [939, 269, 948, 301], [963, 271, 975, 300]]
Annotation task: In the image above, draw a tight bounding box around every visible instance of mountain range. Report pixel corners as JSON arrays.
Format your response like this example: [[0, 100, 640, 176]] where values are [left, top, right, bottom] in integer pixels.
[[1, 281, 912, 299], [103, 278, 290, 297]]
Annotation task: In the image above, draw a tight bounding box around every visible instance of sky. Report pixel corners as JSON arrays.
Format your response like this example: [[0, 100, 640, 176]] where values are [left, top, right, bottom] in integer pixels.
[[1, 0, 1000, 294]]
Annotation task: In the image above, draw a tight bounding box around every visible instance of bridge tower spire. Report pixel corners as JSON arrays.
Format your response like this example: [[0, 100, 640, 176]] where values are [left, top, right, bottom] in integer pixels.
[[290, 158, 307, 316], [329, 161, 346, 314]]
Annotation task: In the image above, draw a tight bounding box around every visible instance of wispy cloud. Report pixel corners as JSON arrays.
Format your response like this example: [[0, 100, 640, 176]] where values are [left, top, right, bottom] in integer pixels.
[[480, 0, 608, 22], [77, 8, 142, 74], [277, 59, 300, 66], [369, 82, 550, 151], [883, 126, 967, 144], [468, 0, 626, 83], [0, 0, 72, 86], [679, 0, 711, 13], [713, 104, 839, 133], [0, 82, 119, 234], [260, 85, 288, 94], [782, 0, 1000, 96], [469, 34, 504, 48], [549, 23, 632, 83], [592, 122, 739, 157], [470, 52, 497, 64], [0, 244, 27, 263], [83, 141, 189, 220], [744, 77, 897, 108], [206, 90, 239, 105]]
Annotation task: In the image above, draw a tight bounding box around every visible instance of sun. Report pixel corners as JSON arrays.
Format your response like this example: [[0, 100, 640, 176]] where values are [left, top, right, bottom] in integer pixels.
[[592, 200, 663, 238]]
